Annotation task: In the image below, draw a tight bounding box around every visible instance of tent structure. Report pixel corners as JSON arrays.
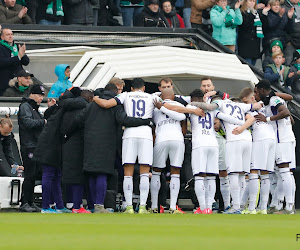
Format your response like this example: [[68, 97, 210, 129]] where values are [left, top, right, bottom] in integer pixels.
[[70, 46, 258, 96]]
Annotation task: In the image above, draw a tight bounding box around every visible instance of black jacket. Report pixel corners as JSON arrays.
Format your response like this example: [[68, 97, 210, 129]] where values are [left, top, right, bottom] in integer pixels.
[[61, 96, 88, 184], [133, 6, 169, 27], [33, 90, 75, 168], [63, 0, 98, 25], [0, 44, 30, 94], [18, 97, 45, 150], [70, 89, 152, 175], [36, 0, 64, 23], [0, 133, 15, 165], [238, 10, 261, 59]]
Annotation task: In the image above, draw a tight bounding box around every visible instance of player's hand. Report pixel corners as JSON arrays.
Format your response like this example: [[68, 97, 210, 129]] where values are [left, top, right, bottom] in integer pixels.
[[232, 126, 244, 135], [252, 102, 262, 110], [153, 99, 164, 109], [193, 108, 205, 117], [254, 112, 267, 122], [204, 91, 216, 99], [47, 98, 56, 107], [288, 7, 294, 19], [288, 72, 295, 78]]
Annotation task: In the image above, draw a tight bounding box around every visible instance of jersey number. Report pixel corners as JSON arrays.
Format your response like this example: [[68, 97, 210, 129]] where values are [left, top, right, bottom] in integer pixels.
[[198, 113, 212, 129], [132, 99, 145, 117], [226, 104, 243, 120]]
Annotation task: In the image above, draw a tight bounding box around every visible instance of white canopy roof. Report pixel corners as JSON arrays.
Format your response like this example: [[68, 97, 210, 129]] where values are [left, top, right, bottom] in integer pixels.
[[70, 46, 258, 96]]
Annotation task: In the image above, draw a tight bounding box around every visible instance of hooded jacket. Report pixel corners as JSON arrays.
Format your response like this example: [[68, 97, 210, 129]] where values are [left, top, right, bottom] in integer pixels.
[[18, 97, 45, 150], [48, 64, 72, 98]]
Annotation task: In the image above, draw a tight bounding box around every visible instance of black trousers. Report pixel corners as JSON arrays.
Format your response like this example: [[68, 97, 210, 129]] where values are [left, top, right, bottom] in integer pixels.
[[21, 148, 40, 205]]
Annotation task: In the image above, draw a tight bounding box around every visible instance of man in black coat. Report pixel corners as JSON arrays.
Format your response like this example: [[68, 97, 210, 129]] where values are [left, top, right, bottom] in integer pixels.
[[69, 84, 153, 213], [18, 84, 46, 212], [0, 28, 30, 95]]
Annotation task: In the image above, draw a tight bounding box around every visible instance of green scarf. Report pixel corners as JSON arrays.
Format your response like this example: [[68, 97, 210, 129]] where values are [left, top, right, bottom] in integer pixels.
[[293, 63, 300, 71], [0, 40, 18, 56], [213, 5, 237, 29], [251, 9, 264, 38], [18, 85, 29, 93], [46, 0, 64, 16]]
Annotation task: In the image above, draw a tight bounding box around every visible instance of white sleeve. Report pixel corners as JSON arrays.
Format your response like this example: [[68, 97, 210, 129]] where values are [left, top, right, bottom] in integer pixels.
[[240, 103, 252, 113], [115, 92, 126, 104], [212, 99, 223, 109], [270, 96, 284, 108], [160, 106, 186, 121], [216, 111, 244, 125]]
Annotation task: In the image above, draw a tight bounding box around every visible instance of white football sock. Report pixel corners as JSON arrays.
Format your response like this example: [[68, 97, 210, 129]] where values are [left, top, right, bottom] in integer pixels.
[[290, 172, 296, 204], [241, 179, 249, 208], [139, 173, 149, 206], [206, 176, 216, 210], [260, 174, 270, 211], [170, 174, 180, 210], [229, 174, 240, 210], [219, 176, 230, 209], [150, 171, 161, 210], [279, 168, 293, 211], [239, 174, 246, 201], [269, 173, 277, 196], [123, 176, 133, 206], [248, 173, 259, 211], [195, 176, 206, 210]]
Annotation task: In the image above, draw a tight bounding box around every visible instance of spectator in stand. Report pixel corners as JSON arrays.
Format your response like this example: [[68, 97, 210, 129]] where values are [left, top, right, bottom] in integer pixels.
[[3, 69, 33, 97], [91, 0, 100, 26], [210, 0, 243, 52], [37, 0, 64, 25], [48, 64, 72, 98], [0, 28, 29, 96], [120, 0, 144, 26], [282, 0, 300, 65], [289, 49, 300, 95], [63, 0, 97, 25], [264, 51, 294, 90], [183, 0, 191, 28], [0, 0, 32, 24], [238, 0, 264, 66], [161, 0, 185, 27], [98, 0, 121, 26], [260, 0, 294, 55], [190, 0, 215, 29], [262, 38, 284, 71], [133, 0, 170, 27]]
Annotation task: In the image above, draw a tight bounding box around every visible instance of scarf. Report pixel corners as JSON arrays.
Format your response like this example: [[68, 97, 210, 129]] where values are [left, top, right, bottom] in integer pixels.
[[0, 40, 18, 56], [252, 9, 264, 38], [213, 5, 237, 29], [46, 0, 64, 16], [293, 63, 300, 71], [18, 85, 29, 93]]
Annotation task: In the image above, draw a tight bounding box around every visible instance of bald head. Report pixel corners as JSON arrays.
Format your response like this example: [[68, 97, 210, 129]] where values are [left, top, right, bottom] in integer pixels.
[[161, 88, 175, 100]]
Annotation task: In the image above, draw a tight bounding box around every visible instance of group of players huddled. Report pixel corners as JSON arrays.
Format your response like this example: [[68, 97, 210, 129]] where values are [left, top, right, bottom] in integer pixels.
[[93, 76, 296, 214]]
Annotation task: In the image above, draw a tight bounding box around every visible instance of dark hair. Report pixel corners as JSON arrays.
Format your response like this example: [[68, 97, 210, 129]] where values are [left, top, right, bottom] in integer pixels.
[[230, 97, 242, 103], [211, 95, 222, 102], [81, 89, 94, 100], [131, 78, 145, 89], [105, 83, 118, 93], [239, 87, 253, 100], [200, 76, 212, 83], [158, 77, 173, 87], [190, 89, 204, 98], [69, 87, 81, 97], [256, 79, 271, 90]]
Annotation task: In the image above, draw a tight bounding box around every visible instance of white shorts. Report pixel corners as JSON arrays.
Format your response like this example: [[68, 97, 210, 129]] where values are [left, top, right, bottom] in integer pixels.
[[192, 146, 219, 175], [226, 140, 252, 173], [251, 139, 276, 172], [152, 141, 185, 169], [122, 138, 153, 166], [275, 141, 296, 169]]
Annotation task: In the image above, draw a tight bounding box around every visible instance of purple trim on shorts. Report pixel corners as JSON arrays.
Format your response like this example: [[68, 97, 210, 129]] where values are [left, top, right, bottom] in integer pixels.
[[123, 163, 153, 167], [170, 165, 182, 169], [193, 172, 218, 176], [277, 162, 291, 165], [122, 163, 136, 166], [139, 163, 152, 167]]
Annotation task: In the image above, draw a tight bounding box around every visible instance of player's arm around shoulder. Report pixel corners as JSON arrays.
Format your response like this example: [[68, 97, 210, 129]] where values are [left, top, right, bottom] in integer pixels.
[[93, 96, 118, 108], [160, 101, 186, 121], [232, 113, 255, 135]]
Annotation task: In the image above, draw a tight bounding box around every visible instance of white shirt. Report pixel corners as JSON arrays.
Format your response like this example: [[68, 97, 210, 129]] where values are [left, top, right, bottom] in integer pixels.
[[153, 92, 191, 105], [264, 96, 295, 143], [247, 106, 276, 142], [213, 99, 253, 142], [153, 100, 185, 144], [115, 91, 160, 140]]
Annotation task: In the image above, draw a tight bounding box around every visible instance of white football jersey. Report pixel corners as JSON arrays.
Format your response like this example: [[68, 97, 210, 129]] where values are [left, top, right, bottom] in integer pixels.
[[187, 105, 219, 148], [212, 99, 253, 142], [153, 92, 191, 105], [264, 96, 295, 143], [153, 100, 185, 145], [247, 106, 276, 142], [115, 91, 160, 140]]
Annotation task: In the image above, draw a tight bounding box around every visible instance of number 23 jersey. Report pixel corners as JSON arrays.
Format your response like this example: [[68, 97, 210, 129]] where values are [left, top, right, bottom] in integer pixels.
[[115, 90, 160, 140]]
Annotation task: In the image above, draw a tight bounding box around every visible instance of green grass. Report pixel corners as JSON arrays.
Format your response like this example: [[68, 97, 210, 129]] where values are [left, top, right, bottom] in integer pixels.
[[0, 213, 299, 249]]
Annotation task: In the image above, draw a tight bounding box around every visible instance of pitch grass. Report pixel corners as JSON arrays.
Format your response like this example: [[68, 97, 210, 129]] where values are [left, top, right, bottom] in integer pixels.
[[0, 213, 299, 249]]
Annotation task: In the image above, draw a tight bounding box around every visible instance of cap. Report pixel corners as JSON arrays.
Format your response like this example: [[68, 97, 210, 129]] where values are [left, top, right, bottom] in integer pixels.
[[145, 0, 159, 6], [17, 69, 34, 78], [270, 40, 283, 52], [30, 84, 45, 95]]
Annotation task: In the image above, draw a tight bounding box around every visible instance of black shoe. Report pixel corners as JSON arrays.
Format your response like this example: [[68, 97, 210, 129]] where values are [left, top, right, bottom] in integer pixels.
[[19, 203, 35, 212], [31, 203, 41, 212]]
